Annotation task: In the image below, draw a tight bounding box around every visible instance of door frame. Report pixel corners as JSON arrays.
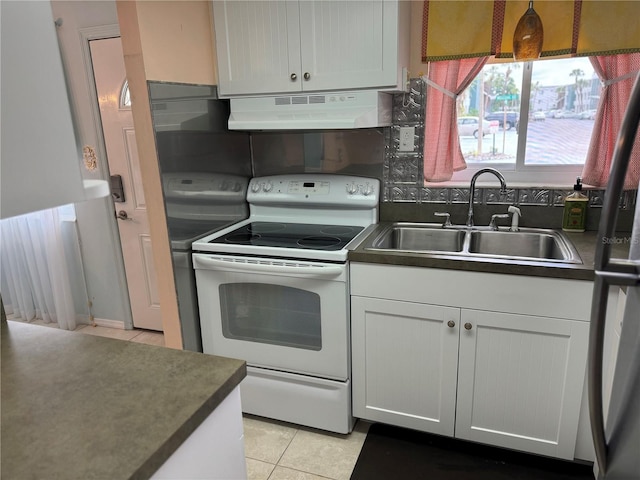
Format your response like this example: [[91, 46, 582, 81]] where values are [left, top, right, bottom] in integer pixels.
[[79, 24, 134, 329]]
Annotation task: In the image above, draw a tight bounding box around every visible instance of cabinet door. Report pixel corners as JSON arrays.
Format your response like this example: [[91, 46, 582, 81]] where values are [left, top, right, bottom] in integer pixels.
[[455, 310, 589, 459], [351, 296, 460, 436], [1, 1, 87, 218], [213, 1, 302, 96], [298, 1, 400, 91]]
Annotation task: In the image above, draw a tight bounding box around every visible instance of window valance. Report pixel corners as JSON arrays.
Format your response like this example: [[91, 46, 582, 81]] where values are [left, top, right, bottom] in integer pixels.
[[421, 1, 640, 63]]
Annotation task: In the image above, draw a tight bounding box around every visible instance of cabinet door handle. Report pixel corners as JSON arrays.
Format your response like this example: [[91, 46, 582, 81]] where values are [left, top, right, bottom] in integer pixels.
[[303, 72, 311, 80], [464, 322, 473, 330], [447, 320, 455, 328], [290, 73, 297, 81]]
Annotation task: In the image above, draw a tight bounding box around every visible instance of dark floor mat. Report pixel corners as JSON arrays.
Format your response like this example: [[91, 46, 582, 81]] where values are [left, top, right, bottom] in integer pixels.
[[351, 423, 593, 480]]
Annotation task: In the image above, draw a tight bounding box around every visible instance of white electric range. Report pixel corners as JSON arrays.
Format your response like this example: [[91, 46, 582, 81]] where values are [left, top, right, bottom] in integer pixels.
[[192, 174, 380, 433]]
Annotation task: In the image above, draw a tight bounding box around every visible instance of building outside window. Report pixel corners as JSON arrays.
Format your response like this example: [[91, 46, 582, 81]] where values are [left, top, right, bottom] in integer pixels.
[[454, 57, 599, 184]]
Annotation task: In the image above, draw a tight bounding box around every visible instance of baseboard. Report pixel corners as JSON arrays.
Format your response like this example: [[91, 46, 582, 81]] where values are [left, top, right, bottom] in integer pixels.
[[92, 317, 126, 329]]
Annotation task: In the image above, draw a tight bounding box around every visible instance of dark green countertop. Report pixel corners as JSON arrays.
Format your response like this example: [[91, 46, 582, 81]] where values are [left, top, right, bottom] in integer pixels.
[[1, 321, 246, 480], [349, 224, 631, 281]]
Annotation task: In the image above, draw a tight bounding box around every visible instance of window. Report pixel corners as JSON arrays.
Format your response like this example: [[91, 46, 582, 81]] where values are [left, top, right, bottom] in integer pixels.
[[120, 80, 131, 108], [454, 57, 599, 184]]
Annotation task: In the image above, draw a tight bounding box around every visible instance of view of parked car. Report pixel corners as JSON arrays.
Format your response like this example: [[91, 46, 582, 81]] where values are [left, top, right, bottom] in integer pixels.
[[579, 109, 597, 120], [457, 116, 491, 138], [533, 111, 546, 121], [548, 110, 568, 118], [484, 111, 519, 130], [552, 110, 581, 119]]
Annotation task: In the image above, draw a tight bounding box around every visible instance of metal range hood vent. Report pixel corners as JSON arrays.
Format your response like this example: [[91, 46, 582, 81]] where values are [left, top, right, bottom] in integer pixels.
[[228, 90, 392, 130]]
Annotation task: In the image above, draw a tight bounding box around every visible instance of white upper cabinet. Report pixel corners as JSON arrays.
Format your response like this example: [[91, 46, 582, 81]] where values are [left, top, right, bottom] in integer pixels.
[[212, 0, 410, 97], [0, 2, 109, 219]]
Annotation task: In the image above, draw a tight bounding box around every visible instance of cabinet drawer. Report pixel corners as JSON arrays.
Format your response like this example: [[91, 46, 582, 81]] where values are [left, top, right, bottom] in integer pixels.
[[350, 263, 593, 321]]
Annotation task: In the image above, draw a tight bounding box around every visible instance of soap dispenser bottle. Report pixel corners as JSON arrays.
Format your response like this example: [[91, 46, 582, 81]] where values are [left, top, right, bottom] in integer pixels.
[[562, 177, 588, 232]]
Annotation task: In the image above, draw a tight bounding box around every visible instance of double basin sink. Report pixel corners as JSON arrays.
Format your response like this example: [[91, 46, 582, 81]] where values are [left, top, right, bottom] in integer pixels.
[[364, 223, 582, 265]]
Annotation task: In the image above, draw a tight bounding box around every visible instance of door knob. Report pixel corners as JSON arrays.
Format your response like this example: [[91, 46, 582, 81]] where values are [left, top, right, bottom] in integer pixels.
[[116, 210, 132, 221], [464, 322, 473, 330], [290, 73, 298, 81], [447, 320, 455, 328], [303, 72, 311, 80]]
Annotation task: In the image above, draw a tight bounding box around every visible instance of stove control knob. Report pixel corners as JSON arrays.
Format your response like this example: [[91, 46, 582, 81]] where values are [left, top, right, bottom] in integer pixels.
[[346, 182, 358, 195], [250, 182, 261, 193], [263, 181, 273, 192], [362, 183, 374, 196]]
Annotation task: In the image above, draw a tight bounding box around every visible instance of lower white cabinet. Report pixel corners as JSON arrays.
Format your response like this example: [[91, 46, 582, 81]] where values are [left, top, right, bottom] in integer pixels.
[[350, 263, 592, 460], [351, 297, 459, 436], [151, 386, 246, 479], [455, 309, 589, 459]]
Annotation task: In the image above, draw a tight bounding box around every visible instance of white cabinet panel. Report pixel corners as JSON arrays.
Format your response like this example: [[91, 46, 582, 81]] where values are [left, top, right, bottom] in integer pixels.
[[350, 263, 593, 461], [352, 297, 459, 436], [212, 0, 409, 96], [455, 310, 589, 459], [298, 1, 400, 91], [350, 263, 593, 321], [1, 2, 92, 219], [151, 387, 246, 479], [213, 1, 301, 95]]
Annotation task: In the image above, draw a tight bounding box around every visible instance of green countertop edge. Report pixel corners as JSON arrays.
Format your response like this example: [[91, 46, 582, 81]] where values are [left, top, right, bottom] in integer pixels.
[[1, 321, 246, 480]]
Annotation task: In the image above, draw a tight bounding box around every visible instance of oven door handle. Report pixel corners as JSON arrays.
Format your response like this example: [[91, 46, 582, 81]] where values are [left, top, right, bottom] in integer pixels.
[[193, 255, 345, 277]]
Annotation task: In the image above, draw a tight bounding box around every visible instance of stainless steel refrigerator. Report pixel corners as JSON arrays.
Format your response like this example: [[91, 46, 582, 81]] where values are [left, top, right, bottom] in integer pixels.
[[589, 72, 640, 479]]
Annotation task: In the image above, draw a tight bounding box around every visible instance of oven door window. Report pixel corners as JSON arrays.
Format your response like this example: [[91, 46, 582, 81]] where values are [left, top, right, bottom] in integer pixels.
[[219, 283, 321, 350]]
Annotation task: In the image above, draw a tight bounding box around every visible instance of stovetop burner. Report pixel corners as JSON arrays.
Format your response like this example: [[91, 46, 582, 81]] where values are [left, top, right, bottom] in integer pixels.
[[298, 236, 342, 248], [209, 222, 364, 251], [247, 223, 287, 234]]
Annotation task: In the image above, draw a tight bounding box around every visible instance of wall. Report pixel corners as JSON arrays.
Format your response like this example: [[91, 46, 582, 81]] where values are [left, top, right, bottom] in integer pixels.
[[51, 0, 132, 326], [117, 0, 219, 348], [136, 1, 217, 84]]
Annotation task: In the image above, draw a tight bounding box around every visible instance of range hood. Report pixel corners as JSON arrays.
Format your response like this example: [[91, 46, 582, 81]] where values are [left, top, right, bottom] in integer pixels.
[[228, 90, 392, 130]]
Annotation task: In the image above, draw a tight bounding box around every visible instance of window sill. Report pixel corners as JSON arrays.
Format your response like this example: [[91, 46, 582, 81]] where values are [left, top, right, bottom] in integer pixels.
[[425, 164, 588, 190]]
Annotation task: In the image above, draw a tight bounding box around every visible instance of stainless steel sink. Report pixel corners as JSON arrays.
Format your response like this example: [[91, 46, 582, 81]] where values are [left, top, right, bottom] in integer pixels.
[[364, 223, 582, 264], [369, 223, 465, 253], [468, 229, 581, 263]]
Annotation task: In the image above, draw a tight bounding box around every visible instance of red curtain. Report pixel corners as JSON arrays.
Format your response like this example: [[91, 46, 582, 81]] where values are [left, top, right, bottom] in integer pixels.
[[423, 58, 488, 183], [582, 54, 640, 190]]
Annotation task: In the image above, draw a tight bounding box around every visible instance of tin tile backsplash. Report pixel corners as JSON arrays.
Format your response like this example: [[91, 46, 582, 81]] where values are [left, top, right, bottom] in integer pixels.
[[384, 78, 637, 212]]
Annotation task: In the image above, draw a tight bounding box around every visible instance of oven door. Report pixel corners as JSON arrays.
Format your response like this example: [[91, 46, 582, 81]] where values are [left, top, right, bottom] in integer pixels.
[[193, 253, 350, 380]]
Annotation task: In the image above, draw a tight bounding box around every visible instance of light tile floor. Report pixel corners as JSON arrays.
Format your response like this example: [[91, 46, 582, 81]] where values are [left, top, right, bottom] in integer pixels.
[[243, 415, 370, 480], [7, 315, 369, 479], [7, 315, 165, 346]]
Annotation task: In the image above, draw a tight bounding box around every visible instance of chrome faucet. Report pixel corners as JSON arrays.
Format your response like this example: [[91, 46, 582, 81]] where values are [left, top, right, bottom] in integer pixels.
[[467, 168, 507, 227]]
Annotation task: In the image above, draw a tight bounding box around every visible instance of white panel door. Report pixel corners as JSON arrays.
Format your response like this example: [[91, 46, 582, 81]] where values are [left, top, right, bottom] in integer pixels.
[[298, 0, 399, 91], [213, 1, 302, 96], [90, 38, 162, 331], [351, 296, 460, 436], [455, 309, 590, 459]]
